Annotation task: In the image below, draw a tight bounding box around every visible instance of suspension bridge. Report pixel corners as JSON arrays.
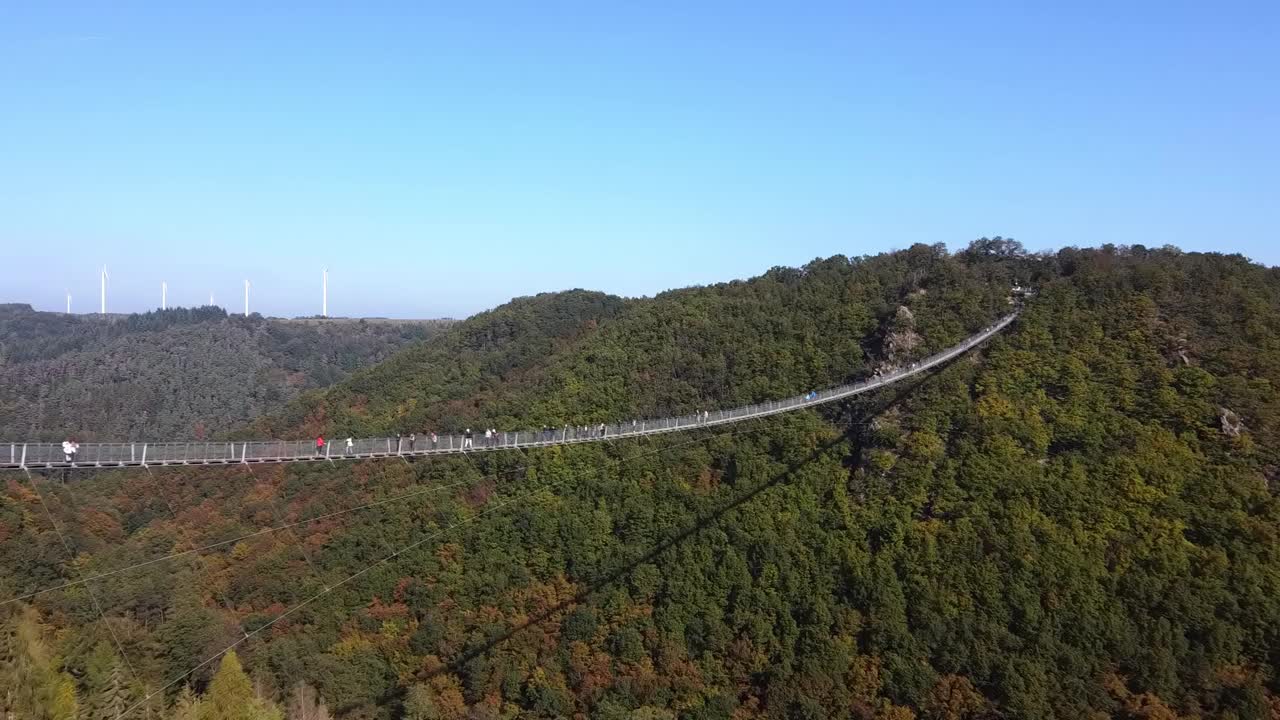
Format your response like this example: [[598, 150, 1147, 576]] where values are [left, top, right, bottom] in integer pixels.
[[2, 312, 1018, 471]]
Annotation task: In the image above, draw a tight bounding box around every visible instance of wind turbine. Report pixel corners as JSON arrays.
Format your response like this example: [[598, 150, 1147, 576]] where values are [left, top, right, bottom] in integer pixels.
[[161, 281, 167, 310], [322, 268, 328, 318], [244, 279, 250, 317], [100, 267, 109, 315]]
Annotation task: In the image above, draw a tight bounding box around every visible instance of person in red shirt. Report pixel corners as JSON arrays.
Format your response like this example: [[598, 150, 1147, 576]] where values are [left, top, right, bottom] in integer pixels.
[[315, 436, 325, 456]]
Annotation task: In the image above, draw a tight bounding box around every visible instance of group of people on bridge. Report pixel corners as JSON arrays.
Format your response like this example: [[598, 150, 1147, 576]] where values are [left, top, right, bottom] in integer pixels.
[[304, 409, 742, 459], [309, 422, 617, 456], [311, 427, 511, 456]]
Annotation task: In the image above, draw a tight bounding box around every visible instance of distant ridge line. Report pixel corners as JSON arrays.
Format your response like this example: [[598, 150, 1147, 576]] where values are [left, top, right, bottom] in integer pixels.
[[1, 303, 455, 324]]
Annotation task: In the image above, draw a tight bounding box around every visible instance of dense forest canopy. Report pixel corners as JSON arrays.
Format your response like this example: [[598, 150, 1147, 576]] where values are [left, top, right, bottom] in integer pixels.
[[3, 241, 1280, 720], [0, 306, 450, 441]]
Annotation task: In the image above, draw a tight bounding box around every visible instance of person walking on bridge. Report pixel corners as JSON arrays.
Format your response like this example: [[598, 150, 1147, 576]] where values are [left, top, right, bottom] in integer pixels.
[[345, 437, 354, 455], [62, 439, 73, 462], [463, 428, 473, 450], [315, 436, 325, 456]]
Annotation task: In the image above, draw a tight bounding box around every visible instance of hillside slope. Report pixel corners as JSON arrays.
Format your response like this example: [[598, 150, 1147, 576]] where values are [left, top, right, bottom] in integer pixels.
[[0, 305, 449, 441], [4, 242, 1280, 720], [260, 244, 1013, 439]]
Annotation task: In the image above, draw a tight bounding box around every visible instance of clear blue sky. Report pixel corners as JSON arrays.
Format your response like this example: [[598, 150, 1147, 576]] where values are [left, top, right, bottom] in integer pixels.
[[2, 2, 1276, 318]]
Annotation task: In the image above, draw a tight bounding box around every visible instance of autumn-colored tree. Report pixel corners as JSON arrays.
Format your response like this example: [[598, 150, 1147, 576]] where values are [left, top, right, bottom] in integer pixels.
[[404, 675, 467, 720], [6, 245, 1280, 720], [921, 675, 989, 720]]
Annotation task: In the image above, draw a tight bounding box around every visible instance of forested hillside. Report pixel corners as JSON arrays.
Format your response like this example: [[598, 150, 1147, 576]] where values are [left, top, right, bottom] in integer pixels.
[[0, 306, 449, 441], [4, 242, 1280, 720]]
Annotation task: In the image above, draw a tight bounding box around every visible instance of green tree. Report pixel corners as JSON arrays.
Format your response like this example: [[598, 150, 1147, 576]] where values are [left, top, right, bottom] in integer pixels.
[[10, 244, 1280, 720], [284, 682, 330, 720], [200, 652, 281, 720], [81, 641, 138, 720], [0, 607, 79, 720], [91, 663, 131, 720], [172, 685, 202, 720]]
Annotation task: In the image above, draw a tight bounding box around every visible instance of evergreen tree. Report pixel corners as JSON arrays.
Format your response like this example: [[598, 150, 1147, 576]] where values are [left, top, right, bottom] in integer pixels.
[[1, 608, 44, 717], [0, 607, 79, 720], [83, 642, 136, 720], [92, 663, 131, 720], [49, 674, 78, 720], [199, 652, 281, 720], [172, 685, 201, 720], [7, 245, 1280, 719], [284, 683, 329, 720]]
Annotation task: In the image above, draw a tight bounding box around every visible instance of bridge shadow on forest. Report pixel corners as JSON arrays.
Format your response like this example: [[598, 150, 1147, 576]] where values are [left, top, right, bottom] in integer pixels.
[[424, 371, 940, 681]]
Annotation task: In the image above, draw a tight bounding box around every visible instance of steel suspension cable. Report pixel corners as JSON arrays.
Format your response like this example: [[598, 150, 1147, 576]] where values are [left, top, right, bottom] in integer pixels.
[[119, 418, 785, 718], [1, 475, 474, 606], [24, 470, 146, 693], [4, 429, 696, 606], [144, 466, 252, 657], [0, 313, 1019, 471]]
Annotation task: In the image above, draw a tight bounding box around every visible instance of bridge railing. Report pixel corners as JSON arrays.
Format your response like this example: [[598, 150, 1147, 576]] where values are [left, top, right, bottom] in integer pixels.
[[2, 313, 1015, 469]]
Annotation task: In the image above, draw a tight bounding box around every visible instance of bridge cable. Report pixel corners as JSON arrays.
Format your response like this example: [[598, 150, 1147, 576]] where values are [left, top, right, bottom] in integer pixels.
[[23, 469, 146, 693], [1, 474, 474, 606], [119, 416, 785, 718], [0, 313, 1018, 471], [2, 319, 1010, 608], [4, 432, 710, 606], [145, 465, 253, 652], [5, 425, 710, 607], [248, 463, 331, 593]]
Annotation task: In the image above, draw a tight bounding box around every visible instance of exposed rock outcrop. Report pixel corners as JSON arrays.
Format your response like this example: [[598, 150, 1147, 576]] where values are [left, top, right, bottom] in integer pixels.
[[1219, 407, 1246, 437], [883, 305, 922, 362]]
